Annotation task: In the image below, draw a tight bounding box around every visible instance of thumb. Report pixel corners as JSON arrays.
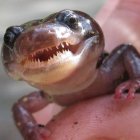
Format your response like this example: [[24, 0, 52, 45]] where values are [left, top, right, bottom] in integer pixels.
[[96, 0, 140, 52], [47, 95, 140, 140]]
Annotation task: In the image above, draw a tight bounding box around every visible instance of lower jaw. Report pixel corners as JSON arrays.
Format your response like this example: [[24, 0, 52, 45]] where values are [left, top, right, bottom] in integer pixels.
[[22, 49, 75, 69], [22, 59, 80, 86], [21, 51, 82, 83]]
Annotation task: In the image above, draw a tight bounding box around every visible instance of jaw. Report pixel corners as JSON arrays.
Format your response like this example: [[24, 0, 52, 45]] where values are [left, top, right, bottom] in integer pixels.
[[4, 36, 101, 98], [22, 53, 82, 85], [18, 41, 83, 85], [13, 23, 83, 84], [21, 52, 98, 96], [8, 22, 102, 93], [12, 35, 101, 94]]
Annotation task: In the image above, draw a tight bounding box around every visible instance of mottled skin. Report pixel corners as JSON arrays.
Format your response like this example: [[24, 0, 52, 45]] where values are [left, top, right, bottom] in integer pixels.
[[1, 10, 140, 140]]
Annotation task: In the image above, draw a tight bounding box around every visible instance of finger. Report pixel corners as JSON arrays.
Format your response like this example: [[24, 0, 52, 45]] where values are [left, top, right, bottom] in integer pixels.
[[96, 0, 140, 52], [47, 94, 140, 140], [96, 0, 120, 26]]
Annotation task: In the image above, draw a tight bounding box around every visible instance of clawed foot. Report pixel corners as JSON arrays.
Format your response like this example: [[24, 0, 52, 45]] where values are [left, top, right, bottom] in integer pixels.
[[114, 79, 140, 100]]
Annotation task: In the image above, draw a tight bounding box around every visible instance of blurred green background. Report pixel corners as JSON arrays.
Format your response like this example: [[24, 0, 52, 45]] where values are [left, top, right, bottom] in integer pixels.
[[0, 0, 106, 139]]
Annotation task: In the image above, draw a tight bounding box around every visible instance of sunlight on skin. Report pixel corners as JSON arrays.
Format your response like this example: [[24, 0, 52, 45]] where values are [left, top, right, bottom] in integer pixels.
[[33, 0, 140, 139], [33, 103, 62, 125]]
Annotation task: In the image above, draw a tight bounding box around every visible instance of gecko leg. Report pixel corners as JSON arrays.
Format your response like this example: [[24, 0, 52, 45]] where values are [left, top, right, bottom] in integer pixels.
[[12, 91, 52, 140], [115, 79, 140, 99], [101, 44, 140, 99], [114, 45, 140, 99]]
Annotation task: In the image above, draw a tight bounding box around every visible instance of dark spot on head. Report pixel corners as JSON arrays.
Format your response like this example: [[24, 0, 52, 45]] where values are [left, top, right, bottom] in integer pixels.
[[38, 124, 45, 128]]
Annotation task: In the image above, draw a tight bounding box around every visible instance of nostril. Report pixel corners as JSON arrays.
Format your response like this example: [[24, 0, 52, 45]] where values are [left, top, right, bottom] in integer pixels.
[[4, 26, 24, 48], [4, 32, 15, 47]]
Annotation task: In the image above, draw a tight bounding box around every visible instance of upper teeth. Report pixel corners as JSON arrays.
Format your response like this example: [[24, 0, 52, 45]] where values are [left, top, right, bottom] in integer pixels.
[[47, 50, 73, 65], [66, 42, 69, 46], [25, 41, 72, 67], [55, 42, 70, 50], [61, 43, 65, 48]]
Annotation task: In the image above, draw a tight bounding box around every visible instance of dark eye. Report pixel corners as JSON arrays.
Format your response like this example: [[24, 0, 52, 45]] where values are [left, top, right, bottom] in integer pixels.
[[4, 26, 23, 49], [66, 15, 78, 29], [68, 16, 78, 25], [56, 12, 79, 30]]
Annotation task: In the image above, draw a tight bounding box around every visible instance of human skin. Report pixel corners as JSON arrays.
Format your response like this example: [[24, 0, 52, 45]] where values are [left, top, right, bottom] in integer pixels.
[[28, 0, 140, 139]]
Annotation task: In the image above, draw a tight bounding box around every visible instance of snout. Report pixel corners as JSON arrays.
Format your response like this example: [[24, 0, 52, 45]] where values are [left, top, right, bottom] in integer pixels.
[[14, 23, 81, 57]]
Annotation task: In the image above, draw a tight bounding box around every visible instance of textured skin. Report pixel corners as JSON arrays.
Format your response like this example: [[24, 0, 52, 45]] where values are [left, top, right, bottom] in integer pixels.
[[2, 10, 140, 140]]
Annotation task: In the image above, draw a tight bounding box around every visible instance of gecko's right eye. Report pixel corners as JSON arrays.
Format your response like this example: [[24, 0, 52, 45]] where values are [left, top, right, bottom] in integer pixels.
[[4, 26, 23, 49]]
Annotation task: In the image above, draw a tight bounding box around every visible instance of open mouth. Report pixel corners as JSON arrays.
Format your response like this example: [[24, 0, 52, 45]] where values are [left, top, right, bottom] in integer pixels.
[[21, 42, 79, 68]]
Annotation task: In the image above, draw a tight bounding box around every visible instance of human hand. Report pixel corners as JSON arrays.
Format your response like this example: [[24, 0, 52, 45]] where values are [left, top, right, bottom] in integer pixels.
[[33, 0, 140, 139]]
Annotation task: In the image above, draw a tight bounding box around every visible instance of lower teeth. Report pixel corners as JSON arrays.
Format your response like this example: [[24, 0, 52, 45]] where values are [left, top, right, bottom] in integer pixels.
[[47, 50, 73, 64]]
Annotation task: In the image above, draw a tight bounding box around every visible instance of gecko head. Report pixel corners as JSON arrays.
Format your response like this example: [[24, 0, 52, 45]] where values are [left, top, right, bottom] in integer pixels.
[[2, 10, 104, 91]]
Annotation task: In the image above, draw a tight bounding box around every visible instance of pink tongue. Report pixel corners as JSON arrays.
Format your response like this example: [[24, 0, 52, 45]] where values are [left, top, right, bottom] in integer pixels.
[[96, 0, 140, 52]]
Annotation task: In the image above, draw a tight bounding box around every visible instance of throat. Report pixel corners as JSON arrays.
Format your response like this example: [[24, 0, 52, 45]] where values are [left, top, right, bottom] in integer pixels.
[[44, 63, 98, 96]]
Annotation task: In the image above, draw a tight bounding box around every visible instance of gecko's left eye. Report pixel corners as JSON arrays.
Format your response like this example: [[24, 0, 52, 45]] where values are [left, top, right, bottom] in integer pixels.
[[65, 15, 78, 28], [57, 12, 79, 30], [64, 14, 79, 30], [4, 26, 23, 49]]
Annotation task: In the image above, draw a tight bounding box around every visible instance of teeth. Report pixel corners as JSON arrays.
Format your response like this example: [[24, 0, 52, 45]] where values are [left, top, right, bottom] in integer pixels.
[[56, 51, 60, 56], [56, 46, 59, 49], [61, 43, 65, 48], [47, 49, 73, 64], [45, 48, 48, 51], [25, 41, 74, 68], [37, 59, 40, 63], [31, 54, 34, 58], [53, 54, 56, 59], [57, 51, 60, 55], [66, 42, 69, 46]]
